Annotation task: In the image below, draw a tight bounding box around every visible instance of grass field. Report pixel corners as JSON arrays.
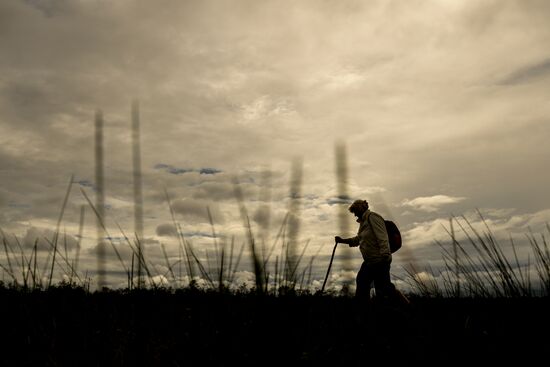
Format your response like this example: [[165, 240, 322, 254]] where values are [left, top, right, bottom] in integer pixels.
[[1, 284, 548, 366]]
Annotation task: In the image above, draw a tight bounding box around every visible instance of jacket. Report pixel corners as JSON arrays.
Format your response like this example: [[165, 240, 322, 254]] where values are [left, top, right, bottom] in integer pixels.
[[348, 209, 392, 264]]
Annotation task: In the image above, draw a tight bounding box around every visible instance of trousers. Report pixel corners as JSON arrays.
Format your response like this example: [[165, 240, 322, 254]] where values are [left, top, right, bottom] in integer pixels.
[[355, 260, 395, 299]]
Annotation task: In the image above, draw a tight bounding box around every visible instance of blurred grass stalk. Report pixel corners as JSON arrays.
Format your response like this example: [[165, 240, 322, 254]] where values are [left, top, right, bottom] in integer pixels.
[[334, 140, 352, 292], [95, 109, 106, 289], [132, 100, 144, 289]]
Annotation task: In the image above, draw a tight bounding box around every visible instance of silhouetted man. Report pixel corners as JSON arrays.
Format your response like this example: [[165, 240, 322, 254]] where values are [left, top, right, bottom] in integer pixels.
[[335, 199, 397, 303]]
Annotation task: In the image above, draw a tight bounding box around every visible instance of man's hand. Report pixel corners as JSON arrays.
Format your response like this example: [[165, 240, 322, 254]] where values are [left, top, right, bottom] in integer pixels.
[[335, 236, 343, 244]]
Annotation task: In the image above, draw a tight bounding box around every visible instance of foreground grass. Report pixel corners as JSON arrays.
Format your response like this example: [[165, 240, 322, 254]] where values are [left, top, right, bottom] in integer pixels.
[[1, 285, 548, 366]]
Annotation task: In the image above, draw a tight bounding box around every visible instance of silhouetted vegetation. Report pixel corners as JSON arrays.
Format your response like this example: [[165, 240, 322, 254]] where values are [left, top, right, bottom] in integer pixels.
[[1, 283, 548, 366]]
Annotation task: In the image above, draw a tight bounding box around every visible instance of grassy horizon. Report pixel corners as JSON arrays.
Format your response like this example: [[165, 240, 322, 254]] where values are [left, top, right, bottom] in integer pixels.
[[1, 108, 548, 297], [2, 206, 550, 299]]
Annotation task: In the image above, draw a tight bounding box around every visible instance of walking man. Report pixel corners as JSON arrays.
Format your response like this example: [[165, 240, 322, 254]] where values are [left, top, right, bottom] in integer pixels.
[[335, 199, 402, 304]]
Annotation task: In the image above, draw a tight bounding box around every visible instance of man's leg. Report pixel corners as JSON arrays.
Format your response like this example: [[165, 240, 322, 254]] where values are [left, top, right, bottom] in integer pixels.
[[355, 262, 373, 300], [372, 262, 411, 307], [372, 262, 395, 302]]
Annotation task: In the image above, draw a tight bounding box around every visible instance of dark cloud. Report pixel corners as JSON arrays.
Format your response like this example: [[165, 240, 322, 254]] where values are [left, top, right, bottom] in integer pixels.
[[252, 205, 271, 228], [154, 164, 194, 175], [154, 164, 222, 176], [75, 179, 95, 189], [499, 58, 550, 85], [156, 223, 178, 237], [199, 168, 222, 175], [172, 198, 225, 224], [23, 0, 72, 18], [326, 196, 353, 206]]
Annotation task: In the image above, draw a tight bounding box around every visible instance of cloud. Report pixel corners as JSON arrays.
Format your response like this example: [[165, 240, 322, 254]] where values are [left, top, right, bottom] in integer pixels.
[[402, 218, 452, 248], [148, 275, 169, 287], [23, 0, 72, 18], [156, 223, 178, 237], [180, 231, 216, 239], [87, 240, 134, 259], [400, 195, 467, 212], [75, 179, 95, 189], [171, 198, 225, 224], [239, 95, 295, 125], [191, 178, 260, 202], [18, 226, 79, 252], [199, 168, 222, 175], [326, 196, 352, 206], [252, 204, 271, 227], [154, 164, 194, 175], [192, 181, 237, 201], [141, 237, 160, 246], [402, 208, 550, 250], [154, 164, 221, 175], [499, 58, 550, 85]]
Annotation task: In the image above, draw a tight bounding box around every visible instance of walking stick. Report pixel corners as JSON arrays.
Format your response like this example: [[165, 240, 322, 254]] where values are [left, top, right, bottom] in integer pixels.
[[321, 240, 338, 293]]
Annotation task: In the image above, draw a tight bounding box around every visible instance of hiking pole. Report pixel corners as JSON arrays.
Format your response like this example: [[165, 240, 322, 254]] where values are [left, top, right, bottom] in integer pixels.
[[321, 240, 338, 293]]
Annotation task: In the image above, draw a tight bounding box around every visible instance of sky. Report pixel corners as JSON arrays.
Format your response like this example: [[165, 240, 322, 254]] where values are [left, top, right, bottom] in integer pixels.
[[1, 0, 550, 292]]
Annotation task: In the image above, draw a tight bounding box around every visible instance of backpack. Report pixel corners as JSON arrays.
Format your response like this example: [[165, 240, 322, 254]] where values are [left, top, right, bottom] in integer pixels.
[[367, 213, 402, 253]]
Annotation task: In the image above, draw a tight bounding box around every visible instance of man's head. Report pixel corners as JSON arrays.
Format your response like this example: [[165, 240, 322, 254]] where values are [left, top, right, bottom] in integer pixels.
[[348, 199, 369, 220]]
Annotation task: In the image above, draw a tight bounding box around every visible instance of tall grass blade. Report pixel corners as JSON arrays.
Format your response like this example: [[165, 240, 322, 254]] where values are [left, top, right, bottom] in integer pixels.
[[161, 242, 176, 283], [233, 176, 264, 292], [2, 234, 16, 286], [48, 174, 74, 288], [229, 241, 245, 285], [71, 205, 85, 283], [164, 187, 195, 283], [450, 216, 460, 297]]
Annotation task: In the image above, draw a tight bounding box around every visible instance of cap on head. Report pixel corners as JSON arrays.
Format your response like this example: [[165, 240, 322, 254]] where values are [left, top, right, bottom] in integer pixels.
[[348, 199, 369, 214]]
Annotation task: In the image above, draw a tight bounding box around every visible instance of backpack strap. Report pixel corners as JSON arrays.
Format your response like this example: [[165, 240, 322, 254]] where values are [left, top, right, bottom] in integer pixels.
[[367, 212, 379, 244]]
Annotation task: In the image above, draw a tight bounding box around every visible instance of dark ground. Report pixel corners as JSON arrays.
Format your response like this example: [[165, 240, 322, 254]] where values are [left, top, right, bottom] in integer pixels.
[[1, 286, 548, 366]]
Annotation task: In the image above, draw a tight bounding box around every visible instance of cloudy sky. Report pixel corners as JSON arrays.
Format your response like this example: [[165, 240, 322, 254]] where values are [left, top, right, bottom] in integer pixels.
[[1, 0, 550, 291]]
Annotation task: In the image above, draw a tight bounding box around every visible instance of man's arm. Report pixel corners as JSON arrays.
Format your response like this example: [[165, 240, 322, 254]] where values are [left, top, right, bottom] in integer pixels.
[[335, 235, 360, 247]]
